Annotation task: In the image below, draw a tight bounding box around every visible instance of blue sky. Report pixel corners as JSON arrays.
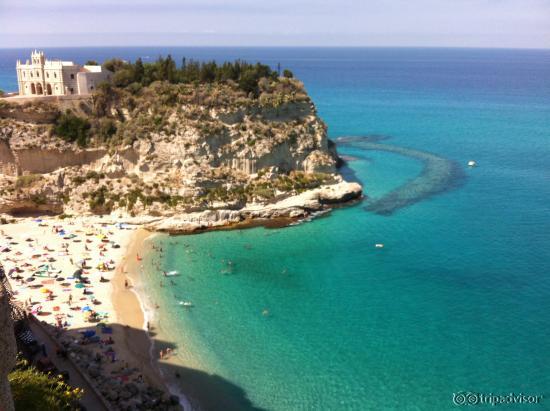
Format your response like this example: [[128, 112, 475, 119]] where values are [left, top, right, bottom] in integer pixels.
[[0, 0, 549, 48]]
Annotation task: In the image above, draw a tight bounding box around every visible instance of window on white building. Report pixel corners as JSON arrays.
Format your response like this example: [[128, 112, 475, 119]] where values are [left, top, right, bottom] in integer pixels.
[[70, 74, 75, 79], [54, 73, 57, 78]]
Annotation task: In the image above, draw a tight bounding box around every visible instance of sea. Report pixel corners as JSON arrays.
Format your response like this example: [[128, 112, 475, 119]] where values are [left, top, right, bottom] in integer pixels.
[[1, 47, 549, 411]]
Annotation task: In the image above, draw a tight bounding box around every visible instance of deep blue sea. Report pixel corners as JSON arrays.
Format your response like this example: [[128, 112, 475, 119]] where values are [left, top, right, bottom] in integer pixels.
[[2, 47, 550, 410]]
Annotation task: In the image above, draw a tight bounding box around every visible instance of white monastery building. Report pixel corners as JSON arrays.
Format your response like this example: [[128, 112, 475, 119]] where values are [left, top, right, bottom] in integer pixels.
[[16, 50, 112, 96]]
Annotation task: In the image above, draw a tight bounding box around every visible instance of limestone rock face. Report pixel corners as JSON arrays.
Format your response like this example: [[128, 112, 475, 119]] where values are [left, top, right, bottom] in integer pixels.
[[145, 181, 362, 233], [0, 269, 16, 411], [0, 82, 362, 219]]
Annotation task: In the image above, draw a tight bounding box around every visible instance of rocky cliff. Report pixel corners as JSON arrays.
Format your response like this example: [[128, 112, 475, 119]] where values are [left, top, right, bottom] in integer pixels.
[[0, 77, 361, 227]]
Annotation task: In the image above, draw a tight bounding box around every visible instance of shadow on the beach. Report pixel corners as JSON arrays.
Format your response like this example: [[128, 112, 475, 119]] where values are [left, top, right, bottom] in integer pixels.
[[46, 321, 266, 411]]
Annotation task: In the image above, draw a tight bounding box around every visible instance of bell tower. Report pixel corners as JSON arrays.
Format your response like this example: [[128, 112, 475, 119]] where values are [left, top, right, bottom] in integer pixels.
[[31, 50, 45, 66]]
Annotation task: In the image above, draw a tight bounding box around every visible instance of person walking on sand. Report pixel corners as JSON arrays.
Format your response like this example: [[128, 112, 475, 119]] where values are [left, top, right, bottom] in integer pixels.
[[68, 294, 73, 306]]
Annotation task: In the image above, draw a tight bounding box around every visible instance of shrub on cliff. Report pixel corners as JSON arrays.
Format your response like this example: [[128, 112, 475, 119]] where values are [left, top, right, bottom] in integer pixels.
[[88, 185, 112, 213], [15, 174, 42, 188], [9, 359, 83, 411], [53, 111, 91, 147]]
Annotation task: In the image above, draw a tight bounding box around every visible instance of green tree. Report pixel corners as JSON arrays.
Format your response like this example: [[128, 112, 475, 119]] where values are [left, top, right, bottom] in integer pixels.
[[112, 68, 135, 87], [238, 70, 260, 97], [85, 60, 98, 65], [164, 54, 177, 83], [54, 111, 91, 147], [283, 69, 294, 78], [102, 58, 126, 73], [134, 57, 145, 83]]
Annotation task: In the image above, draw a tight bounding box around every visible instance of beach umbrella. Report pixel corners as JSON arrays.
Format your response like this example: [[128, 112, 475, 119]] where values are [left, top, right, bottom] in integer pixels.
[[40, 288, 50, 293], [75, 283, 85, 289], [81, 306, 92, 312]]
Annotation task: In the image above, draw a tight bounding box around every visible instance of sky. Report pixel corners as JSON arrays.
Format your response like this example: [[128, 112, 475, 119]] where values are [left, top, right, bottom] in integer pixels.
[[0, 0, 549, 49]]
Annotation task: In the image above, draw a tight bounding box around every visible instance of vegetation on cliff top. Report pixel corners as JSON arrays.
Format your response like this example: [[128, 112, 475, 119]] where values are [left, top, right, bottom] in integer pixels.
[[104, 55, 292, 97], [41, 56, 305, 148]]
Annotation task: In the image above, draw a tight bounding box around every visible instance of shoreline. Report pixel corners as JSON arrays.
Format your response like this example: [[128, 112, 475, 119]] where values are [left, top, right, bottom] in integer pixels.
[[115, 229, 195, 410], [111, 228, 162, 388]]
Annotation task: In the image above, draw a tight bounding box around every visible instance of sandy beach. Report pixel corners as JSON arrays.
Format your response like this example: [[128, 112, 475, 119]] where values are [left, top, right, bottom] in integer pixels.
[[1, 216, 181, 410]]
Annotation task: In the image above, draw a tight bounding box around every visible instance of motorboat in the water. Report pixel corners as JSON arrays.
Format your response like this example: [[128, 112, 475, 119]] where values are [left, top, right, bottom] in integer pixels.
[[179, 301, 193, 307], [468, 160, 477, 167], [375, 243, 384, 248], [165, 270, 180, 276]]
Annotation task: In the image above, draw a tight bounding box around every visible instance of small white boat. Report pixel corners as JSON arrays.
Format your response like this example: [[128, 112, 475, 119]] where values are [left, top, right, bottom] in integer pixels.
[[468, 160, 477, 167], [375, 243, 384, 248], [165, 270, 180, 276], [179, 301, 193, 307]]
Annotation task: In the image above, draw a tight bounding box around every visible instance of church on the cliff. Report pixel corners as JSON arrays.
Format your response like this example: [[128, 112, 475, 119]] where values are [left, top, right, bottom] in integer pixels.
[[16, 50, 112, 97]]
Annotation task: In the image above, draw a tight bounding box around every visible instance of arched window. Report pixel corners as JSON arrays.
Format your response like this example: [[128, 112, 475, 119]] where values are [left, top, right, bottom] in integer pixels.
[[31, 83, 36, 94], [46, 83, 52, 95], [54, 72, 57, 78], [46, 73, 49, 78], [36, 71, 40, 77], [36, 83, 43, 94], [30, 72, 33, 78]]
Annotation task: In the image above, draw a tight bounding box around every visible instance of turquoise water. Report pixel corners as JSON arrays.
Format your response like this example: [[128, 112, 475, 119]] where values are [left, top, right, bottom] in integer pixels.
[[1, 48, 550, 410]]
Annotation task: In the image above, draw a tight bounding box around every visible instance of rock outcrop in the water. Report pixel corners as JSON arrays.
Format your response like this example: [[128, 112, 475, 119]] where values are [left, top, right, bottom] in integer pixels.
[[338, 137, 465, 215], [0, 76, 361, 224]]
